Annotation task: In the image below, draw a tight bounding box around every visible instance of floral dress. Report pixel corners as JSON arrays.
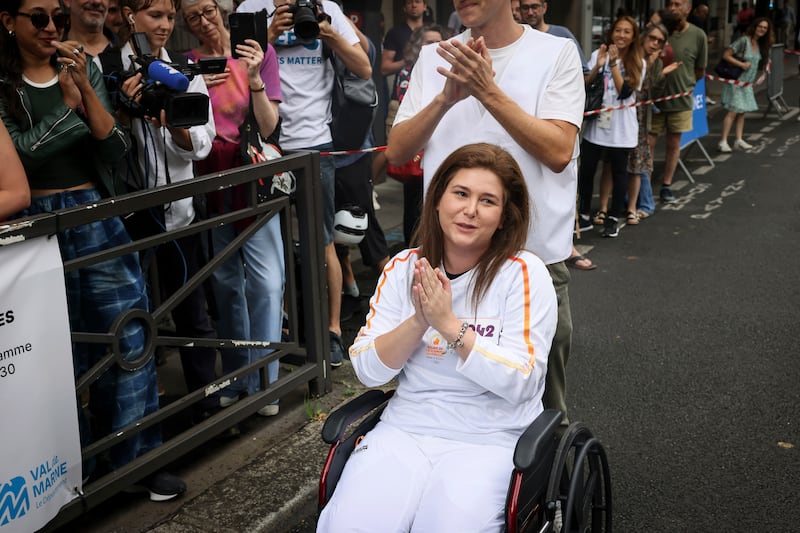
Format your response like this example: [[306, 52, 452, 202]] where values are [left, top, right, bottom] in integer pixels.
[[721, 36, 761, 113], [627, 58, 663, 175]]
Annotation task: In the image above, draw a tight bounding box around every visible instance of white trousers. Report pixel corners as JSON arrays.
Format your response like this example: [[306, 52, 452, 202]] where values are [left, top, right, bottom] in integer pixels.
[[317, 422, 514, 533]]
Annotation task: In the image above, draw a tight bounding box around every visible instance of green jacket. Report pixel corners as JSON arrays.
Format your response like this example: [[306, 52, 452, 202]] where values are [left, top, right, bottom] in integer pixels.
[[0, 60, 130, 197]]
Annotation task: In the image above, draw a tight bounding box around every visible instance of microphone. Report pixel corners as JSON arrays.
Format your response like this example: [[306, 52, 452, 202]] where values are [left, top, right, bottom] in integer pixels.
[[146, 60, 190, 91]]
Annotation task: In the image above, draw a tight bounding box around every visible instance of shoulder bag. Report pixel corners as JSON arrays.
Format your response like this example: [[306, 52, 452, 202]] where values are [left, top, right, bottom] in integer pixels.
[[325, 45, 378, 151], [714, 38, 746, 80], [584, 65, 605, 121], [239, 97, 294, 202]]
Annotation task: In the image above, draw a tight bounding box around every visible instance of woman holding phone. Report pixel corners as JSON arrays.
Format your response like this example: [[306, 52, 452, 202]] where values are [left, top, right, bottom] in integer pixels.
[[182, 0, 284, 415]]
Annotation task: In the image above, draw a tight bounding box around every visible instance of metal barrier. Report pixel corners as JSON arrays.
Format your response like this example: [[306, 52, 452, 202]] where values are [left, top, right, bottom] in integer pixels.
[[765, 43, 790, 117], [0, 151, 331, 529]]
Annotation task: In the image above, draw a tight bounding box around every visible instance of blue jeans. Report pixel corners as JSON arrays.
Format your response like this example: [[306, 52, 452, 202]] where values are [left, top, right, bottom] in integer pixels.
[[20, 188, 161, 470], [637, 171, 655, 215], [211, 216, 285, 398]]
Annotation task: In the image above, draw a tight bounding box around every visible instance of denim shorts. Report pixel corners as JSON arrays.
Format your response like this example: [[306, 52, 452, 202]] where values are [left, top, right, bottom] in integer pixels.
[[307, 142, 336, 246]]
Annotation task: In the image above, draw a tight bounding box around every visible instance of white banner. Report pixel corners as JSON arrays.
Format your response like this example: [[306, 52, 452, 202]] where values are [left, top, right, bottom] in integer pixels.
[[0, 236, 81, 532]]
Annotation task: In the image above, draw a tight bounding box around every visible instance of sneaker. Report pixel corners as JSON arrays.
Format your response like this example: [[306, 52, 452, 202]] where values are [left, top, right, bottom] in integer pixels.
[[329, 331, 344, 368], [257, 404, 279, 417], [141, 471, 186, 502], [601, 216, 619, 238], [219, 394, 240, 408], [717, 140, 732, 153], [577, 213, 593, 233], [660, 186, 676, 204], [342, 282, 360, 298], [553, 500, 563, 533], [733, 139, 753, 150]]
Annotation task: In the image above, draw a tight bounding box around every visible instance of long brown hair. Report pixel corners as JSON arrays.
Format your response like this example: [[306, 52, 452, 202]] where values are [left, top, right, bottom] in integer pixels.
[[413, 143, 531, 310], [613, 15, 644, 90], [746, 17, 774, 70]]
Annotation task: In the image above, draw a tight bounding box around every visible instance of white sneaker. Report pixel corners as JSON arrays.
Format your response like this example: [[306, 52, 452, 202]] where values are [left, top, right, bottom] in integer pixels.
[[717, 141, 732, 153], [733, 139, 753, 150], [257, 404, 279, 417], [553, 500, 563, 533], [219, 395, 240, 408]]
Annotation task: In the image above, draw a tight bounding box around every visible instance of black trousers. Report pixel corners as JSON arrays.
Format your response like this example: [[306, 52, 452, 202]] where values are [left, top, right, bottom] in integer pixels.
[[155, 232, 218, 410], [578, 139, 631, 217]]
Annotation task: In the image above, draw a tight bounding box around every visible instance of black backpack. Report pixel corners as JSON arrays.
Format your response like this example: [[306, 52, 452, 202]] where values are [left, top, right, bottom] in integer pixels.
[[324, 43, 378, 151]]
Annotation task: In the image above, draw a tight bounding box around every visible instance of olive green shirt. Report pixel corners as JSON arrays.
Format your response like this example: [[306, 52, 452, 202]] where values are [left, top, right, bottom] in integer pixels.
[[654, 23, 708, 112]]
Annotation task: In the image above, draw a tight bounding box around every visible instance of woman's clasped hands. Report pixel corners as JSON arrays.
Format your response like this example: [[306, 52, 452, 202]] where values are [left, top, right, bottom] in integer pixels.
[[411, 258, 459, 338]]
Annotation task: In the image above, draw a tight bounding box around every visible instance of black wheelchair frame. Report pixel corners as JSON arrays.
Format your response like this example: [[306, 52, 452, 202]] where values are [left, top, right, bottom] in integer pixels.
[[318, 389, 612, 533]]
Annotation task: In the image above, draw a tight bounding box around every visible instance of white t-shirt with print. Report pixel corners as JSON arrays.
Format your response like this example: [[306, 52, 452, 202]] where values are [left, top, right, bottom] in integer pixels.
[[583, 49, 645, 149], [236, 0, 359, 149]]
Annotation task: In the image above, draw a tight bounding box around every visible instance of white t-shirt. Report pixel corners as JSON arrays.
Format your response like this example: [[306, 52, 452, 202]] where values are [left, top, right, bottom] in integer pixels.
[[583, 50, 645, 149], [236, 0, 359, 149], [350, 248, 557, 448], [394, 26, 585, 264], [120, 44, 215, 231]]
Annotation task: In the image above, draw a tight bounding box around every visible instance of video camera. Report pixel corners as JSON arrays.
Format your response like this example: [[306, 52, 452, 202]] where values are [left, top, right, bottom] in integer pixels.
[[286, 0, 328, 43], [117, 33, 224, 128]]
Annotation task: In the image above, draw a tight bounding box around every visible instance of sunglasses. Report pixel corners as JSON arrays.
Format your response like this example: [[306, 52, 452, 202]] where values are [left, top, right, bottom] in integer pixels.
[[16, 11, 70, 31]]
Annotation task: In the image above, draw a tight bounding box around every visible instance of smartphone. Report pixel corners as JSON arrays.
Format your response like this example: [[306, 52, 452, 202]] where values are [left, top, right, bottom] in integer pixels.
[[228, 11, 268, 59], [198, 57, 227, 74]]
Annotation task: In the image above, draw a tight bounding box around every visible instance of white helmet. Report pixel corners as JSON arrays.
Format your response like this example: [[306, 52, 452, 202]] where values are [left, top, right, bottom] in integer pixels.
[[333, 205, 368, 245]]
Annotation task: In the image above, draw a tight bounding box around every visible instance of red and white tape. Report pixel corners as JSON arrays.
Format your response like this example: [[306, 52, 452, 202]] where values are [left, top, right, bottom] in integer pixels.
[[704, 73, 755, 87], [320, 145, 387, 157], [582, 89, 695, 117]]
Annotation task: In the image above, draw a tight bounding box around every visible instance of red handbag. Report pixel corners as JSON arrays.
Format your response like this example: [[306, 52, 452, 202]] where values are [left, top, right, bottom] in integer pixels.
[[386, 151, 423, 183]]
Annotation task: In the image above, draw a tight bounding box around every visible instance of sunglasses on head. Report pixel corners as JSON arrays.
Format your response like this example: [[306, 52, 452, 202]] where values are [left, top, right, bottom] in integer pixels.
[[16, 11, 70, 31]]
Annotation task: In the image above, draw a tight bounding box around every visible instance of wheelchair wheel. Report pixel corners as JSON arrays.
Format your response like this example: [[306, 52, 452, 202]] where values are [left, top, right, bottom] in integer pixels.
[[545, 422, 612, 532]]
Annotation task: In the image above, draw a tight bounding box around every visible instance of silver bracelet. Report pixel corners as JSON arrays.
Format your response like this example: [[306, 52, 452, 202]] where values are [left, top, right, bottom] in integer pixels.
[[447, 322, 469, 352]]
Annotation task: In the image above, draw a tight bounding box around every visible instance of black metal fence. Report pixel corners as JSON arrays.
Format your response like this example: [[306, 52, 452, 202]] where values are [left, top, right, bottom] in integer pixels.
[[0, 151, 331, 529]]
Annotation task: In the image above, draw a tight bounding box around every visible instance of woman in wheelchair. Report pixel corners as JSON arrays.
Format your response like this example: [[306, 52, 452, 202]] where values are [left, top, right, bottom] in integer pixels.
[[318, 143, 558, 532]]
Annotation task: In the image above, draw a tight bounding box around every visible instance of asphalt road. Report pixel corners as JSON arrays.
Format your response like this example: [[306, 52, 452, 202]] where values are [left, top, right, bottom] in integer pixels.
[[566, 101, 800, 529]]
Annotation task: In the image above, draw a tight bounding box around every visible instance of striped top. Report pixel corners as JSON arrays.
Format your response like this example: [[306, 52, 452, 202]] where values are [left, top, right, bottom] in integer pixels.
[[349, 248, 557, 448]]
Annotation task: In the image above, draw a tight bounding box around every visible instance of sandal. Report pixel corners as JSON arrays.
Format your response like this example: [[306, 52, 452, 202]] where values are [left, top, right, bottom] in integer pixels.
[[566, 254, 597, 271], [626, 211, 640, 225], [592, 210, 607, 226], [635, 209, 651, 220]]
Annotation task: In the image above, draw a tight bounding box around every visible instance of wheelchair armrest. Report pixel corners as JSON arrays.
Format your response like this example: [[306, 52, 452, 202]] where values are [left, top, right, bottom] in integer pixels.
[[512, 409, 563, 471], [321, 389, 394, 444]]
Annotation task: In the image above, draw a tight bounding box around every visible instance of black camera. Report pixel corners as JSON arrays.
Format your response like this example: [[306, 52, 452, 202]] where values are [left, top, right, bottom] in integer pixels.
[[287, 0, 324, 43], [117, 33, 215, 128]]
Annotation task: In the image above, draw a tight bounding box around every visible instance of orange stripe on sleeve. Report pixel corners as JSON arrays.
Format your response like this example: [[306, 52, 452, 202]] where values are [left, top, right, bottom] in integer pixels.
[[471, 256, 536, 374], [364, 249, 419, 331]]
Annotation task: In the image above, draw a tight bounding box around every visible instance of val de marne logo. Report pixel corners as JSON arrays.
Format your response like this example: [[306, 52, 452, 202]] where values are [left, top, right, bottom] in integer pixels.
[[0, 476, 29, 526]]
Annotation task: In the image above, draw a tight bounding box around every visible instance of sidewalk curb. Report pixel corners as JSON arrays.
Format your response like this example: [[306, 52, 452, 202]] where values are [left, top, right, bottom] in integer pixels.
[[144, 363, 373, 533]]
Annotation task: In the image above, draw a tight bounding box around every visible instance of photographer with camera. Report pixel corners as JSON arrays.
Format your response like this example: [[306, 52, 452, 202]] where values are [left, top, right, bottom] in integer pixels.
[[116, 0, 221, 441], [235, 0, 371, 367]]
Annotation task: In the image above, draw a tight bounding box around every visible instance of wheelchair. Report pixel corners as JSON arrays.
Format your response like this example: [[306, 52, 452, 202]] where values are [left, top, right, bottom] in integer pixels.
[[319, 389, 613, 533]]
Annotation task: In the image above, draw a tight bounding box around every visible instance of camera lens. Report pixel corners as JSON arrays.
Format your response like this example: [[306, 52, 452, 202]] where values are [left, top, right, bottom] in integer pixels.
[[293, 5, 319, 41]]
